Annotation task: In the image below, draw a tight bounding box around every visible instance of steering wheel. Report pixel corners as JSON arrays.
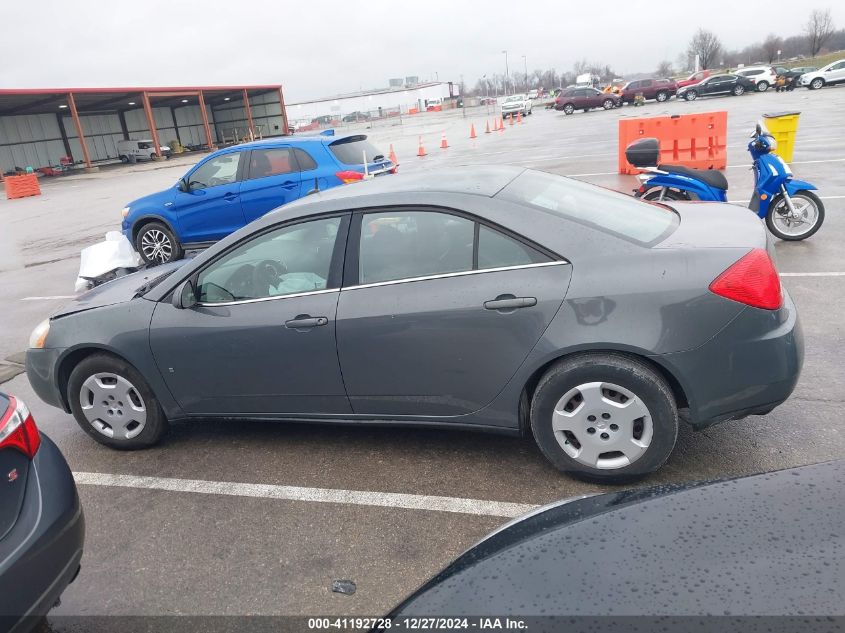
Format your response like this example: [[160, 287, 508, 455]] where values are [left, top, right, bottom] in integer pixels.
[[224, 263, 257, 300], [252, 259, 288, 293]]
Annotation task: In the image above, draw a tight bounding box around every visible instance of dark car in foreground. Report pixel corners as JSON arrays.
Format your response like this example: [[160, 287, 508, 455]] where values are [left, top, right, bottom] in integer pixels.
[[554, 87, 621, 114], [380, 460, 843, 627], [619, 77, 677, 103], [27, 166, 802, 482], [676, 73, 756, 100], [0, 393, 84, 633]]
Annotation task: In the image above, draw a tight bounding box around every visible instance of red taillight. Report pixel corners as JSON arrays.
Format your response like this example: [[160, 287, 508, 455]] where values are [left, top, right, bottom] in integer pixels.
[[709, 248, 782, 310], [389, 165, 398, 174], [335, 170, 364, 184], [0, 396, 41, 459]]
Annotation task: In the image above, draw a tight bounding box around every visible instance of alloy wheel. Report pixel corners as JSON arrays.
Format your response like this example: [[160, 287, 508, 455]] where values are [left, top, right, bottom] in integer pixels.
[[140, 229, 173, 263], [79, 372, 147, 440], [551, 381, 653, 470], [772, 194, 820, 237]]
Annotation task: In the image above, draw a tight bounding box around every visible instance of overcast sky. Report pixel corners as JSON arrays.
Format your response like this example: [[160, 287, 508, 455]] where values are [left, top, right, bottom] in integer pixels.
[[2, 1, 842, 102]]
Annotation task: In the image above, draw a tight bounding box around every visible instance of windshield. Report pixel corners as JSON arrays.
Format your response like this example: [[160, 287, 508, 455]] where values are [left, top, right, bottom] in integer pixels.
[[497, 169, 679, 246], [504, 95, 525, 103], [328, 135, 384, 164]]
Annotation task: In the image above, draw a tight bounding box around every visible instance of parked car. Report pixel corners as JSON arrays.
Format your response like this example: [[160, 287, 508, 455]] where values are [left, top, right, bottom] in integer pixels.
[[676, 73, 756, 100], [799, 59, 845, 89], [675, 69, 711, 89], [0, 393, 85, 631], [121, 134, 395, 264], [29, 166, 802, 482], [773, 65, 817, 79], [554, 87, 621, 114], [377, 460, 843, 624], [734, 65, 778, 91], [619, 78, 677, 103], [342, 111, 371, 123], [527, 89, 539, 99], [311, 115, 336, 126], [117, 139, 171, 162], [500, 93, 533, 117]]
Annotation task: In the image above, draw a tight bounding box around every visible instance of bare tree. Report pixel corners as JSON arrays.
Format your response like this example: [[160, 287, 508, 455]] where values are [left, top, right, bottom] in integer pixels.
[[573, 59, 590, 75], [762, 33, 783, 63], [687, 28, 723, 69], [656, 60, 673, 77], [806, 8, 834, 57]]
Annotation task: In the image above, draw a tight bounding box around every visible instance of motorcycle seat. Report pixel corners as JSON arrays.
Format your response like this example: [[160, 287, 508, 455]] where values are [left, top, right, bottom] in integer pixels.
[[658, 164, 729, 191]]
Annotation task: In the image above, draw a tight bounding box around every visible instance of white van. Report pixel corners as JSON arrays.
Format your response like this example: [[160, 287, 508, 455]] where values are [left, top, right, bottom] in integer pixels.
[[117, 139, 172, 162]]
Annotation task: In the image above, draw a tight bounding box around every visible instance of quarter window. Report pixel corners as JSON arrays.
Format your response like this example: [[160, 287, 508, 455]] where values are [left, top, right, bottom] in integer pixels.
[[478, 226, 551, 270], [188, 153, 241, 189], [196, 216, 341, 303], [294, 148, 317, 171]]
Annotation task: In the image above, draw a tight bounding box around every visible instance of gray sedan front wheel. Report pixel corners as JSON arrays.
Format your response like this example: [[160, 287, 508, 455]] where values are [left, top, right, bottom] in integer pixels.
[[530, 353, 678, 482], [68, 353, 168, 449]]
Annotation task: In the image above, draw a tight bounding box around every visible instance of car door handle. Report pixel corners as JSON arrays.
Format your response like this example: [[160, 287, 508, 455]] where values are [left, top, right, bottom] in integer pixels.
[[483, 296, 537, 311], [280, 180, 298, 190], [285, 315, 328, 330], [223, 192, 239, 200]]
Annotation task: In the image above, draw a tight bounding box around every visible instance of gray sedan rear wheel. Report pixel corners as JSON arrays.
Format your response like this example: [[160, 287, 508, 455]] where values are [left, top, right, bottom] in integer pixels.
[[68, 353, 168, 449], [530, 353, 678, 482]]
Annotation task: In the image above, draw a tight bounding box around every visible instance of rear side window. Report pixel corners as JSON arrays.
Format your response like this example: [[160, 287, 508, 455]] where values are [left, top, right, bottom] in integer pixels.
[[497, 170, 678, 246], [247, 148, 296, 179], [329, 136, 384, 165], [293, 148, 317, 171], [478, 225, 551, 269]]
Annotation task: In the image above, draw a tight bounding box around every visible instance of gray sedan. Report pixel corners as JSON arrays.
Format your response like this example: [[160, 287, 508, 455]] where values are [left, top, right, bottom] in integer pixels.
[[26, 166, 803, 481]]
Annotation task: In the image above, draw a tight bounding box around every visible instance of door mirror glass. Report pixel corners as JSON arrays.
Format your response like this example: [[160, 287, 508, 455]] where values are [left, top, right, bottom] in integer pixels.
[[177, 178, 188, 193], [172, 279, 197, 309]]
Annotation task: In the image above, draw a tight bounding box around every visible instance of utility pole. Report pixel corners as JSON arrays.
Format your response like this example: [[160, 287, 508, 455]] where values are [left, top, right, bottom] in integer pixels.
[[502, 50, 509, 95], [522, 55, 528, 91]]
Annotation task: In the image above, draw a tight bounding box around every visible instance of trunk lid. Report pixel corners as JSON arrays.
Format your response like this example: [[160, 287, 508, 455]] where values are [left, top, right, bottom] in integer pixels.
[[655, 201, 767, 251]]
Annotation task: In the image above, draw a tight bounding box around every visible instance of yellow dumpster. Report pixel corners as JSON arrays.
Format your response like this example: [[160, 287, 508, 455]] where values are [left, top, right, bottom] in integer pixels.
[[763, 111, 800, 163]]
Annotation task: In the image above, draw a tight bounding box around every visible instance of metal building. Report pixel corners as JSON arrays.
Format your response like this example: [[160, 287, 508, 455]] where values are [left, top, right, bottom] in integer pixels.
[[0, 85, 288, 174]]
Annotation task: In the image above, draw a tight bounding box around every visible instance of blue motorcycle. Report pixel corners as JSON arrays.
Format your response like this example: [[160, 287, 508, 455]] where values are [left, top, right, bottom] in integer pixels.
[[627, 121, 825, 241]]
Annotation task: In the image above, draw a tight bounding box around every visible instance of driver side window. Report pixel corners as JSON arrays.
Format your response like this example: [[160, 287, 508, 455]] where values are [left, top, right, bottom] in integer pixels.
[[196, 216, 342, 304], [188, 153, 242, 190]]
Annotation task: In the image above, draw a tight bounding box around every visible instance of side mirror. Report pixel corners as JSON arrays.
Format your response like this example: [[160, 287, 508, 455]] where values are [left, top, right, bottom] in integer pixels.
[[172, 279, 197, 309], [177, 179, 188, 193]]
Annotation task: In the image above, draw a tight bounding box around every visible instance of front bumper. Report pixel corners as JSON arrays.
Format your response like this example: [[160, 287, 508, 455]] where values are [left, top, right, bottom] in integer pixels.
[[0, 435, 84, 631], [26, 348, 68, 412], [656, 288, 803, 428]]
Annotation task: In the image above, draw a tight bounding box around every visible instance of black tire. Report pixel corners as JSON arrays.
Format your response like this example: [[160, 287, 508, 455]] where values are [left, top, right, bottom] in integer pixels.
[[67, 353, 169, 450], [809, 78, 824, 90], [732, 84, 745, 96], [602, 99, 615, 110], [530, 353, 679, 483], [757, 80, 769, 92], [563, 104, 574, 115], [135, 221, 184, 265], [765, 190, 825, 241], [119, 155, 128, 163], [655, 91, 669, 102], [684, 90, 697, 101], [641, 188, 690, 202]]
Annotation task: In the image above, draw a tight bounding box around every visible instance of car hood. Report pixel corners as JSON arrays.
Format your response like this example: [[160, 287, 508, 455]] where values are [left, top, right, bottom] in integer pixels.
[[53, 260, 186, 318], [388, 460, 845, 617]]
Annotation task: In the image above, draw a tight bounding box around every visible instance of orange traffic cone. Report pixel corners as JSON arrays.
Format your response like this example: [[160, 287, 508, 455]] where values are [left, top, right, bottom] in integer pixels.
[[389, 143, 399, 166], [517, 111, 522, 124], [499, 116, 505, 131], [485, 120, 491, 134], [470, 123, 477, 139], [440, 133, 449, 149], [509, 114, 514, 126], [417, 136, 426, 157]]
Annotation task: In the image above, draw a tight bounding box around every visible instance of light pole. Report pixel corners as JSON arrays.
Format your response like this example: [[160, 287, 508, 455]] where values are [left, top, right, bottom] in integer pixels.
[[502, 50, 509, 95], [522, 55, 528, 91]]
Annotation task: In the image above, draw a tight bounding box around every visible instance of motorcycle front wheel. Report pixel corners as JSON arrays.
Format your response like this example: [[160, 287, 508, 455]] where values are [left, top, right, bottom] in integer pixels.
[[766, 191, 825, 241], [639, 188, 691, 202]]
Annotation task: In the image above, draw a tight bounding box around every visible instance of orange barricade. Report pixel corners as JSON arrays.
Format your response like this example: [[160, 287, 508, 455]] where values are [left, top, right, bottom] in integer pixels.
[[618, 111, 727, 175], [4, 174, 41, 200]]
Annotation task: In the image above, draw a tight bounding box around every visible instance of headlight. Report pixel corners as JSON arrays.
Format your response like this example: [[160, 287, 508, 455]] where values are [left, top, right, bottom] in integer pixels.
[[28, 319, 50, 349], [121, 206, 130, 218]]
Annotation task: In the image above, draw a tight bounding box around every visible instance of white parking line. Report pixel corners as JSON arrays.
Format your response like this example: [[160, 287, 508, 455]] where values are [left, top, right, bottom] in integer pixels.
[[20, 295, 76, 301], [72, 471, 539, 518], [780, 272, 845, 277]]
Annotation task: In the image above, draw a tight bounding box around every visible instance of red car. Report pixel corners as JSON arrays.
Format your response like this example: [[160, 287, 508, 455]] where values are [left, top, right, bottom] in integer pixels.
[[619, 78, 678, 103], [676, 70, 711, 89], [553, 87, 621, 114]]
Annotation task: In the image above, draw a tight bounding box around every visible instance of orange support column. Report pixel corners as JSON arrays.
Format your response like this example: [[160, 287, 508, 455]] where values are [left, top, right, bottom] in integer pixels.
[[141, 92, 162, 157], [198, 91, 215, 150], [67, 92, 93, 169], [278, 87, 290, 136], [243, 89, 255, 141]]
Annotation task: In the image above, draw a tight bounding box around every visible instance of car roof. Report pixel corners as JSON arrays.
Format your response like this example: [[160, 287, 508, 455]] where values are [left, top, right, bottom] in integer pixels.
[[214, 133, 361, 152]]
